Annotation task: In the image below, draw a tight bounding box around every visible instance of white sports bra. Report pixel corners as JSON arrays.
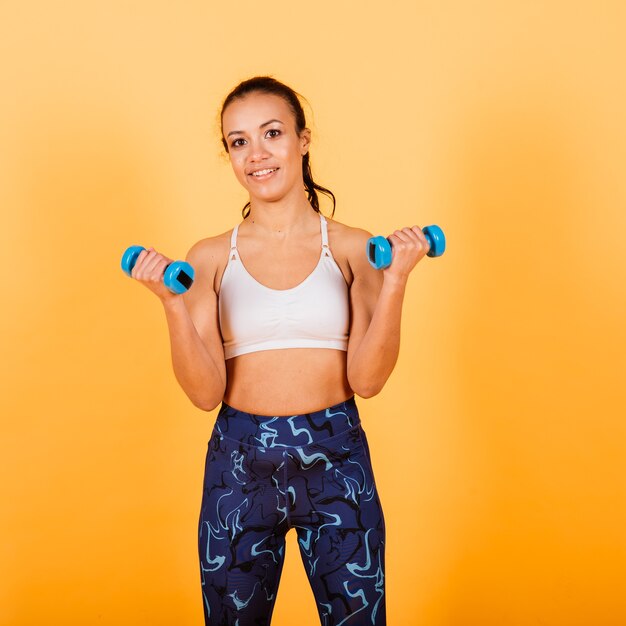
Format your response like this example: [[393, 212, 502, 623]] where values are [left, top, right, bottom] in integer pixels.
[[218, 213, 350, 360]]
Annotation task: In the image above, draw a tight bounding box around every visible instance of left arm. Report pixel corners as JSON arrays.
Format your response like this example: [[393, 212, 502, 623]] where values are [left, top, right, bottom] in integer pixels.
[[346, 226, 431, 398]]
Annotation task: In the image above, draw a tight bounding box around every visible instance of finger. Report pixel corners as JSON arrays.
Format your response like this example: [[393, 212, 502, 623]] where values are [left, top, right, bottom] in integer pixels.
[[392, 229, 427, 253], [141, 249, 170, 275], [404, 226, 430, 249], [135, 251, 163, 279], [390, 229, 413, 244], [144, 254, 167, 275], [145, 260, 171, 284], [131, 248, 151, 278], [401, 227, 425, 244]]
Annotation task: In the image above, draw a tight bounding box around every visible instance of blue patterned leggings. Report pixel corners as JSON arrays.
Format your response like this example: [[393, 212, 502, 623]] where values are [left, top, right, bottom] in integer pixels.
[[197, 396, 386, 625]]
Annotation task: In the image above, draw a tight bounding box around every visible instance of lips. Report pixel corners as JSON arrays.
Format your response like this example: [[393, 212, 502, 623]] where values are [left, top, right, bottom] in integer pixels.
[[248, 167, 279, 180]]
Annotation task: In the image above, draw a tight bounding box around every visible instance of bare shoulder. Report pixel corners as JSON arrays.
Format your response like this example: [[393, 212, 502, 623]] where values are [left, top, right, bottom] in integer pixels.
[[185, 229, 233, 292], [325, 215, 376, 275], [186, 229, 231, 265]]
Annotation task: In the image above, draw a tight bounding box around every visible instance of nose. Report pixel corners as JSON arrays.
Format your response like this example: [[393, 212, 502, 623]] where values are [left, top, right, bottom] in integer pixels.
[[248, 137, 271, 162]]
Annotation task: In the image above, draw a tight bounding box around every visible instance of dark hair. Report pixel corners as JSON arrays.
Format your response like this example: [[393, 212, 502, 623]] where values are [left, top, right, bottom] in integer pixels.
[[220, 76, 336, 219]]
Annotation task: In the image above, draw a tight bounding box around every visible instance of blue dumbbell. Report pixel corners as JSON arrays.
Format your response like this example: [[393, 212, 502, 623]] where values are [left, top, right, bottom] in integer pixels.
[[121, 245, 195, 294], [367, 225, 446, 270]]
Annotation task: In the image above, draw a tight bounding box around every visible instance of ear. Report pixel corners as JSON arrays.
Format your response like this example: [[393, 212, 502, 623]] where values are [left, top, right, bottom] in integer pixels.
[[300, 128, 312, 155]]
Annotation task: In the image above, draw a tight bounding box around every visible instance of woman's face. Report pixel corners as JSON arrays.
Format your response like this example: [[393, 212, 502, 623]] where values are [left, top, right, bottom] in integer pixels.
[[221, 92, 310, 203]]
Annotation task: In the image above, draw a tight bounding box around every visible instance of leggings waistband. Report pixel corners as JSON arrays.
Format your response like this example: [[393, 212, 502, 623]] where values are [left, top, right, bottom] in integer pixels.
[[213, 396, 360, 449]]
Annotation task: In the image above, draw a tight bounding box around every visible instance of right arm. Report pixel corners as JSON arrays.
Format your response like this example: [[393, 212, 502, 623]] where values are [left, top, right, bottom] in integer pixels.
[[131, 240, 227, 411]]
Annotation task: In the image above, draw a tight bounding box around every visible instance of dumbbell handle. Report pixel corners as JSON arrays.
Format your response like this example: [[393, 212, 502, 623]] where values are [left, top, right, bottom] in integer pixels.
[[367, 224, 446, 270]]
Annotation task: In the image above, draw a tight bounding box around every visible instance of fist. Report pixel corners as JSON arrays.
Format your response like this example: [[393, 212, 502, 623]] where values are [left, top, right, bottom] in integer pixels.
[[384, 226, 430, 281], [130, 247, 180, 301]]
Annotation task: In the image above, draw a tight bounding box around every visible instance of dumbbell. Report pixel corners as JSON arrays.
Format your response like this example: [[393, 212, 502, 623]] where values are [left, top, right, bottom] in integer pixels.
[[121, 245, 195, 294], [367, 225, 446, 270]]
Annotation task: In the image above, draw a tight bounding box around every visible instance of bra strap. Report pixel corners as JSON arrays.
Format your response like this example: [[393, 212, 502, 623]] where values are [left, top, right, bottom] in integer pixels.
[[320, 213, 333, 257], [229, 224, 240, 261]]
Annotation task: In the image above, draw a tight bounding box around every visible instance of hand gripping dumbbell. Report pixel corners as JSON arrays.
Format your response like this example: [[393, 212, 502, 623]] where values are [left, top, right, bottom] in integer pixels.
[[366, 225, 446, 270], [121, 245, 195, 294]]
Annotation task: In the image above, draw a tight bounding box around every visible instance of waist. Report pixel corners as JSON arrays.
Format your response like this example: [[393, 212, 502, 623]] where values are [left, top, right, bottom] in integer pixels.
[[214, 395, 359, 448], [224, 348, 353, 414]]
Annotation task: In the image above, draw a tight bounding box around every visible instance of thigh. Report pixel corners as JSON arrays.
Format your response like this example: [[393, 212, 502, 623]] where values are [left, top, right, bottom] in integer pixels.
[[198, 430, 289, 625], [290, 425, 386, 625]]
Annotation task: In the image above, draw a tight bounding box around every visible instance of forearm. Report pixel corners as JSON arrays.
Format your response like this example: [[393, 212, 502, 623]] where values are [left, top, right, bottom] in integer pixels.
[[161, 298, 226, 411], [348, 276, 407, 397]]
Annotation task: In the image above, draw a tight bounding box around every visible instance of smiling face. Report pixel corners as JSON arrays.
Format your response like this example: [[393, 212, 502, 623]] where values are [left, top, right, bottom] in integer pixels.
[[221, 91, 311, 204]]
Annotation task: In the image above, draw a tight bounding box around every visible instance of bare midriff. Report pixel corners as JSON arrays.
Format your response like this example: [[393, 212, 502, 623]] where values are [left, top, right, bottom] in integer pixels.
[[223, 347, 354, 415]]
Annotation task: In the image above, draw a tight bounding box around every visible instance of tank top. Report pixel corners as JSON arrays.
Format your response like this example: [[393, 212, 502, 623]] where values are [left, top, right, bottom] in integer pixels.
[[218, 213, 350, 360]]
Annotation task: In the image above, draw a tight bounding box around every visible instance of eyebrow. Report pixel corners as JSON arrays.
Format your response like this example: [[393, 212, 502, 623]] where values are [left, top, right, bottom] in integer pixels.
[[226, 119, 284, 138]]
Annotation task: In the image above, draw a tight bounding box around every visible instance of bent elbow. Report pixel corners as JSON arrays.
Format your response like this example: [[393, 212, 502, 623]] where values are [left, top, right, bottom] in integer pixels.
[[353, 389, 371, 399], [356, 386, 382, 399], [349, 376, 383, 399], [192, 396, 223, 412], [184, 375, 226, 412], [189, 385, 225, 412]]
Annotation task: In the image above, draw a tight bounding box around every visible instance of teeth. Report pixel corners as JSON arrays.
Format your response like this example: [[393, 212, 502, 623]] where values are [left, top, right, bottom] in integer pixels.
[[251, 168, 276, 177]]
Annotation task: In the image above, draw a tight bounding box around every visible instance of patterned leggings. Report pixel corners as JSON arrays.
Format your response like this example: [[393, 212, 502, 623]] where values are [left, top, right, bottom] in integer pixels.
[[197, 396, 386, 625]]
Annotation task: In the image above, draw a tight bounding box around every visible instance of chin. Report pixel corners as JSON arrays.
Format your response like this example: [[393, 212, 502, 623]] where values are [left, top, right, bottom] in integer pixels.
[[249, 185, 289, 203]]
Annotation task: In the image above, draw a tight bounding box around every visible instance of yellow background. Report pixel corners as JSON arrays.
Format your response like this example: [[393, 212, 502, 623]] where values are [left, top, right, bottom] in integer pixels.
[[1, 1, 625, 624]]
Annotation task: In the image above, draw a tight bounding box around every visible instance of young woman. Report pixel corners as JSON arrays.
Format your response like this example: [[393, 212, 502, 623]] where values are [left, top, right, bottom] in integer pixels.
[[130, 76, 431, 625]]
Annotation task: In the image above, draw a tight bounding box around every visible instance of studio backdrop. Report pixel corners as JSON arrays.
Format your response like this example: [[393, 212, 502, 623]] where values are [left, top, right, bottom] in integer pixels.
[[1, 1, 625, 624]]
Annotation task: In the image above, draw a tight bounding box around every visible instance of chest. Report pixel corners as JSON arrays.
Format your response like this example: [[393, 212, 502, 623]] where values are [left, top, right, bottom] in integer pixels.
[[216, 239, 352, 294]]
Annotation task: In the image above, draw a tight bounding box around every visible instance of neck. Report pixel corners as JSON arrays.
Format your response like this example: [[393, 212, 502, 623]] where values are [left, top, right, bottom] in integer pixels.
[[246, 192, 317, 236]]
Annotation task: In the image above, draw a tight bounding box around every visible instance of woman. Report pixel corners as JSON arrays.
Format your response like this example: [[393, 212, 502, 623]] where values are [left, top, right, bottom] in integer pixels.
[[131, 76, 430, 625]]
